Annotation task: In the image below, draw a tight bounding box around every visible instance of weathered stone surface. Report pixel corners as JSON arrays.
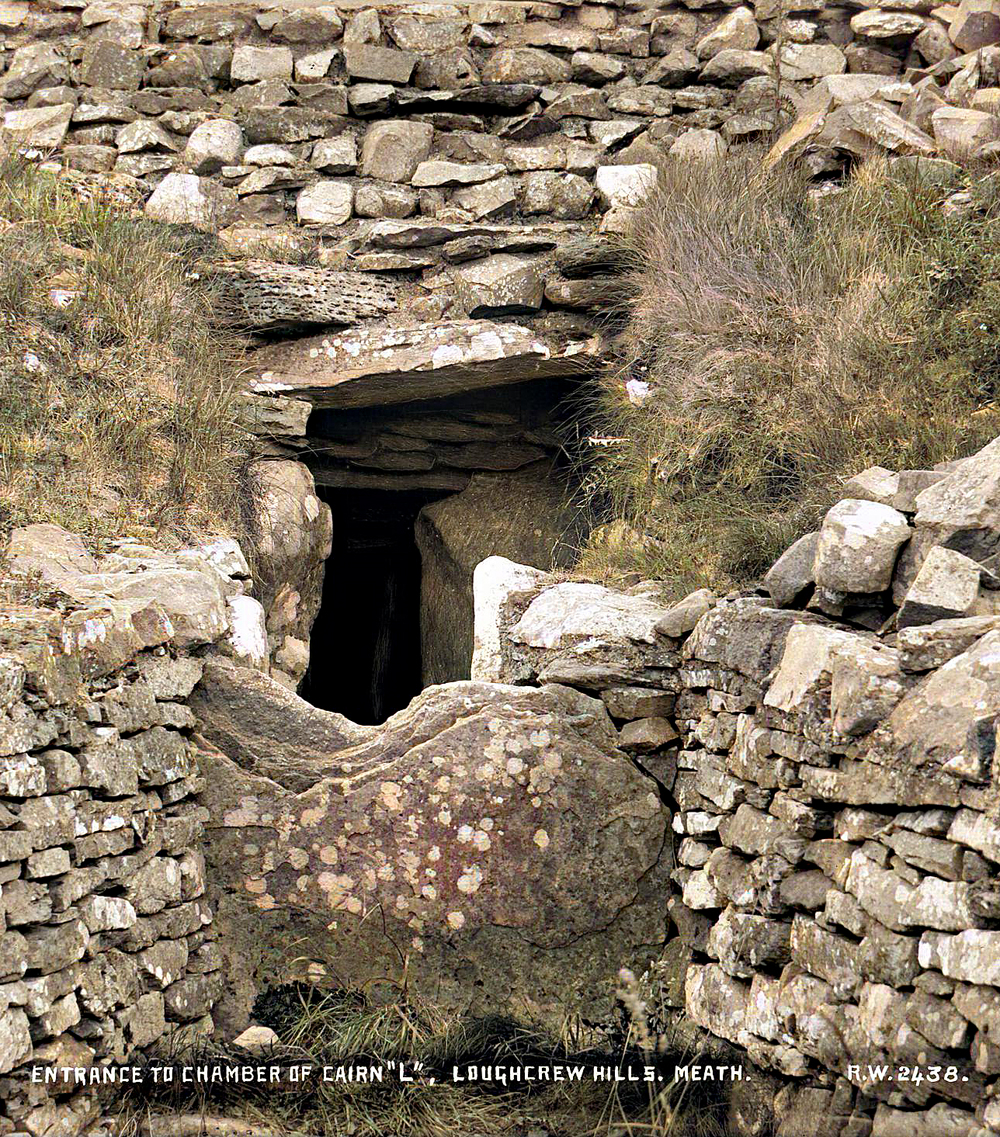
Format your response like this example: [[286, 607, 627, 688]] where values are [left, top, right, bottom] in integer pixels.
[[359, 120, 434, 182], [295, 181, 353, 225], [911, 435, 1000, 561], [697, 7, 760, 59], [199, 677, 667, 1027], [594, 163, 657, 209], [211, 261, 396, 332], [878, 628, 1000, 782], [686, 963, 750, 1044], [249, 321, 600, 409], [764, 624, 861, 718], [764, 532, 819, 607], [830, 641, 906, 738], [145, 173, 237, 232], [686, 599, 821, 684], [814, 499, 911, 594], [183, 119, 244, 175], [242, 460, 331, 688], [416, 468, 582, 687], [344, 44, 418, 84], [896, 614, 1000, 671], [897, 546, 983, 627], [933, 105, 1000, 157], [231, 46, 293, 83], [2, 103, 73, 149]]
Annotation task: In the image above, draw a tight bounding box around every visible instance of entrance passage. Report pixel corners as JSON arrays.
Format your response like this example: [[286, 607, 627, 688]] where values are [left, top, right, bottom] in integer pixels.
[[300, 489, 444, 725], [298, 377, 594, 724]]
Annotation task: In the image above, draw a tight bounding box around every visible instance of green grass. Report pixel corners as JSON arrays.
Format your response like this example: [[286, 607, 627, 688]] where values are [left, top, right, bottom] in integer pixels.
[[577, 149, 1000, 594], [0, 154, 248, 549]]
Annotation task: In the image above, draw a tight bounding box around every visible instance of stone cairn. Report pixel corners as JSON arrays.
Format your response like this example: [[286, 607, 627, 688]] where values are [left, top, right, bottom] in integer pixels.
[[476, 438, 1000, 1137]]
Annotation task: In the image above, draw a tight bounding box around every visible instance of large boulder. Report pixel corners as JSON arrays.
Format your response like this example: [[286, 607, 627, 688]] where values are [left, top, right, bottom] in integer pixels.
[[243, 459, 332, 690], [196, 666, 668, 1028], [415, 465, 586, 687]]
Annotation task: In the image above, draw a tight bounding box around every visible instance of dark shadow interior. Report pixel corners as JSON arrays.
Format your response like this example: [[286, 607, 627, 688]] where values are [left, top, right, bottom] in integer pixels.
[[298, 376, 596, 725], [300, 488, 446, 725]]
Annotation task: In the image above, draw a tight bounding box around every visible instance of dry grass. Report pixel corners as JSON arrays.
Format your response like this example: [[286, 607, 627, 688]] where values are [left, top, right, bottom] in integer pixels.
[[0, 154, 248, 549], [577, 149, 1000, 593], [109, 981, 740, 1137]]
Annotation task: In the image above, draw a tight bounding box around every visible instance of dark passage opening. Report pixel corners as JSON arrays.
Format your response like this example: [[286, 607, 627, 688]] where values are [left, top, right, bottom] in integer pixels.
[[300, 489, 446, 725], [298, 377, 595, 724]]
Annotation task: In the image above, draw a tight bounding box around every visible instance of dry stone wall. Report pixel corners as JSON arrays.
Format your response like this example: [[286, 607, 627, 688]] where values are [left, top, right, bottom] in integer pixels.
[[0, 526, 256, 1136], [476, 438, 1000, 1137], [3, 0, 990, 291]]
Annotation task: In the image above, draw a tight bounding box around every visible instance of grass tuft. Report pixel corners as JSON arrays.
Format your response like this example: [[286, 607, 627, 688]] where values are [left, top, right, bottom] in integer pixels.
[[0, 154, 248, 549], [577, 149, 1000, 593]]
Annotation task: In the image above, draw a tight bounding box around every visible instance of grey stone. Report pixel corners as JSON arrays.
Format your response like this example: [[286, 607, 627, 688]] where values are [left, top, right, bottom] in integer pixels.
[[896, 615, 1000, 672], [452, 254, 544, 317], [231, 46, 294, 83], [183, 119, 244, 174], [764, 531, 819, 607], [412, 160, 506, 187], [145, 173, 238, 232], [897, 546, 982, 628], [830, 641, 906, 738], [344, 45, 418, 84], [843, 466, 900, 507], [879, 628, 1000, 782], [295, 181, 353, 224], [814, 499, 911, 594], [311, 135, 357, 175], [2, 104, 73, 149], [520, 171, 594, 219], [359, 120, 433, 182]]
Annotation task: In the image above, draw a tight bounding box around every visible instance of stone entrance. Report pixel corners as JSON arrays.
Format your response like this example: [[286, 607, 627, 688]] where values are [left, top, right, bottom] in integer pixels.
[[295, 377, 590, 722]]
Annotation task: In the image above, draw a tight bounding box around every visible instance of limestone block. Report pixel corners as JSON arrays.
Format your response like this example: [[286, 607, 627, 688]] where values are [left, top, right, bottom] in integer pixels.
[[594, 163, 657, 208], [850, 10, 926, 36], [700, 49, 773, 85], [707, 906, 791, 978], [696, 7, 760, 59], [774, 42, 847, 80], [882, 628, 1000, 781], [932, 104, 1000, 156], [898, 546, 982, 627], [271, 7, 343, 43], [0, 44, 68, 99], [813, 498, 911, 594], [669, 128, 728, 160], [79, 40, 144, 91], [412, 160, 506, 186], [764, 623, 860, 717], [481, 47, 571, 83], [763, 531, 819, 607], [829, 640, 906, 738], [344, 44, 418, 84], [145, 173, 238, 232], [685, 963, 750, 1044], [359, 120, 433, 182], [452, 253, 544, 317], [2, 104, 73, 149], [295, 180, 353, 224], [521, 170, 595, 218], [183, 119, 244, 174], [311, 135, 357, 175], [231, 46, 294, 83]]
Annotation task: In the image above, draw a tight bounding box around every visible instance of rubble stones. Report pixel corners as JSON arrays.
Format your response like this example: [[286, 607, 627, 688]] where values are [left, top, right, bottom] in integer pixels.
[[813, 499, 911, 594]]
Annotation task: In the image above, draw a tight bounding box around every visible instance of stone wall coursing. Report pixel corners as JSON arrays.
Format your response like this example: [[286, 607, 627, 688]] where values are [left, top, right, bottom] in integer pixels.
[[0, 527, 252, 1137], [1, 0, 974, 289], [476, 440, 1000, 1137]]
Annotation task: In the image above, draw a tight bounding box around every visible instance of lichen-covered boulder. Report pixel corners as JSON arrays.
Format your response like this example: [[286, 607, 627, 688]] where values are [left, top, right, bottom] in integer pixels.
[[196, 666, 668, 1028]]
